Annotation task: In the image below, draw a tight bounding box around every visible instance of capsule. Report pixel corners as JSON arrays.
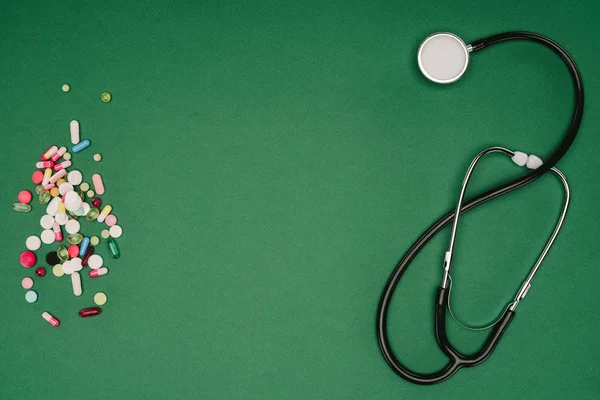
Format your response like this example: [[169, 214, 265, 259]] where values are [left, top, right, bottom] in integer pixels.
[[53, 222, 63, 242], [72, 139, 90, 153], [35, 185, 45, 195], [38, 191, 51, 205], [57, 246, 69, 262], [79, 237, 90, 257], [53, 160, 72, 172], [49, 169, 67, 184], [67, 233, 83, 244], [86, 207, 99, 221], [70, 120, 80, 145], [50, 146, 67, 162], [92, 174, 105, 195], [42, 312, 60, 327], [108, 238, 120, 258], [11, 202, 32, 212], [36, 161, 54, 169], [89, 267, 108, 278], [79, 307, 101, 317], [41, 145, 58, 161], [42, 168, 53, 186], [81, 246, 94, 266], [71, 271, 82, 296], [97, 205, 112, 223]]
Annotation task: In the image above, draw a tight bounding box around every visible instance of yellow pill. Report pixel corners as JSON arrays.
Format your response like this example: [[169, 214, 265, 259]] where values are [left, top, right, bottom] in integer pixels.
[[62, 84, 70, 92], [44, 168, 53, 179], [94, 292, 107, 306], [53, 264, 64, 277], [87, 190, 95, 197], [90, 236, 100, 246], [57, 179, 66, 186], [58, 202, 66, 213], [101, 229, 110, 239], [93, 153, 102, 162], [50, 187, 60, 197], [64, 152, 72, 161], [80, 182, 90, 191], [97, 205, 112, 223]]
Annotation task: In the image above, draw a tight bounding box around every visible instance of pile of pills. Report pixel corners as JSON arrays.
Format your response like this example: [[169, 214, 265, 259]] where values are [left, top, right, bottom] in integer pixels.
[[13, 119, 122, 327]]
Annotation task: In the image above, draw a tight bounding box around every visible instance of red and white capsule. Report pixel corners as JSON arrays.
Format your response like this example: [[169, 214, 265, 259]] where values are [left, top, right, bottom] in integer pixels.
[[53, 160, 72, 172], [49, 169, 67, 184], [36, 161, 54, 169], [42, 312, 60, 327], [53, 222, 63, 241], [89, 267, 108, 278], [50, 146, 67, 162], [41, 146, 58, 161]]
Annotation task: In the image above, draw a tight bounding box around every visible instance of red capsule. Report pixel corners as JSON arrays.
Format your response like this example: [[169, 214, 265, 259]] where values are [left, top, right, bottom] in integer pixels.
[[79, 307, 102, 317], [81, 246, 94, 266], [89, 267, 108, 278]]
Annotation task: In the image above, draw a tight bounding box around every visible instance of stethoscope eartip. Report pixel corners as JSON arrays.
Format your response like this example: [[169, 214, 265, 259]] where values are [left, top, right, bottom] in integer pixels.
[[418, 32, 470, 84]]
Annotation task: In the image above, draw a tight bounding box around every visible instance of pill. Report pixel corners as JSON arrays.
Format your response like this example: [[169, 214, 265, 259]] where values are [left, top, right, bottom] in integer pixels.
[[86, 207, 99, 221], [71, 257, 83, 272], [43, 182, 56, 191], [46, 197, 61, 216], [70, 120, 80, 144], [12, 203, 32, 213], [55, 213, 68, 226], [101, 229, 110, 239], [91, 173, 105, 195], [41, 229, 55, 244], [62, 84, 70, 92], [42, 168, 53, 186], [57, 180, 66, 189], [42, 312, 60, 327], [26, 236, 42, 251], [50, 187, 59, 197], [91, 198, 102, 208], [53, 264, 64, 277], [22, 277, 34, 289], [39, 191, 51, 205], [25, 290, 38, 303], [62, 260, 74, 275], [90, 267, 108, 278], [87, 254, 103, 270], [105, 214, 117, 226], [90, 236, 100, 246], [46, 252, 60, 265], [79, 237, 90, 257], [64, 152, 72, 160], [93, 153, 102, 162], [81, 246, 94, 266], [40, 215, 55, 229], [97, 205, 112, 223], [79, 183, 89, 192], [65, 220, 80, 234], [35, 267, 46, 277], [108, 238, 120, 258], [67, 170, 83, 185], [57, 246, 69, 261], [72, 139, 90, 153], [109, 225, 123, 238], [37, 161, 54, 169], [58, 182, 74, 196], [20, 251, 36, 268], [101, 92, 111, 102], [67, 233, 83, 244], [58, 202, 66, 214], [71, 271, 82, 296], [77, 202, 91, 216], [87, 190, 95, 197], [50, 147, 67, 163], [64, 192, 83, 212], [49, 169, 67, 184], [94, 292, 107, 306], [53, 222, 63, 241], [32, 170, 44, 184], [53, 160, 72, 172], [67, 244, 79, 258], [41, 146, 58, 161], [79, 307, 102, 317]]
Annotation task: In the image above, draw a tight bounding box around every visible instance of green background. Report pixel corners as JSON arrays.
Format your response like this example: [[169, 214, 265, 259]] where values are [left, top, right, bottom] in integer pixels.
[[1, 0, 598, 399]]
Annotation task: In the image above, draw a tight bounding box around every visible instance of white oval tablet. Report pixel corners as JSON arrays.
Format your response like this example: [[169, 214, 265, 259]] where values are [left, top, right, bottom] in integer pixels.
[[67, 170, 83, 185], [58, 182, 74, 196], [70, 120, 80, 145], [26, 236, 42, 251], [62, 260, 74, 275], [41, 229, 55, 245], [418, 32, 469, 84], [40, 215, 55, 230], [65, 219, 81, 234], [109, 225, 123, 238], [87, 254, 104, 270], [71, 257, 83, 272], [46, 197, 61, 216], [71, 271, 82, 296]]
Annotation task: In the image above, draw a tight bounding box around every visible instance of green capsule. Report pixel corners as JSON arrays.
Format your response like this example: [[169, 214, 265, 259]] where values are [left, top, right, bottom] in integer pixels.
[[67, 233, 83, 245], [57, 246, 69, 261], [108, 238, 120, 258], [39, 191, 51, 205], [67, 210, 78, 220], [86, 207, 100, 222], [12, 202, 32, 213], [78, 189, 85, 201], [35, 185, 45, 195]]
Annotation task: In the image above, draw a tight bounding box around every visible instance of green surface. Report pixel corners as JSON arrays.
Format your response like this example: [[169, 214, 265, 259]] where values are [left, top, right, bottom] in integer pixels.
[[1, 1, 599, 399]]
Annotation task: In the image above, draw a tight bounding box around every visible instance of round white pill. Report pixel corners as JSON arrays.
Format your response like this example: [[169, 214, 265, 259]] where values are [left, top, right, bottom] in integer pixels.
[[40, 215, 55, 230], [62, 260, 74, 275], [41, 229, 55, 245], [71, 257, 83, 272], [109, 225, 123, 238], [26, 236, 42, 251], [65, 219, 81, 234], [59, 182, 74, 196], [67, 170, 83, 185], [46, 197, 61, 216], [55, 213, 69, 226], [81, 202, 90, 215], [87, 254, 104, 270], [64, 191, 83, 212]]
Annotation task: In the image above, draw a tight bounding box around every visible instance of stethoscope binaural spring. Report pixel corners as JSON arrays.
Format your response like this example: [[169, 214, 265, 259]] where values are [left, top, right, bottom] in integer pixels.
[[376, 31, 584, 385]]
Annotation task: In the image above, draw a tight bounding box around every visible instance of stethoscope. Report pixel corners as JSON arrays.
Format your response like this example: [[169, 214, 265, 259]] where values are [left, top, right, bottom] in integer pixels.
[[376, 32, 584, 385]]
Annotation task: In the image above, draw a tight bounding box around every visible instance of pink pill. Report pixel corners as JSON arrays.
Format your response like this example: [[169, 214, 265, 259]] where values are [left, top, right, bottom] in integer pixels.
[[105, 215, 117, 226], [22, 277, 34, 289], [18, 190, 32, 204], [32, 170, 44, 184], [20, 251, 36, 268], [92, 174, 105, 195], [68, 244, 79, 258]]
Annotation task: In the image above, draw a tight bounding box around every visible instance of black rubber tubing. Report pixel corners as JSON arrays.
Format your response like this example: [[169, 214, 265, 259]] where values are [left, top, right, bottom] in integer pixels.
[[376, 32, 584, 385]]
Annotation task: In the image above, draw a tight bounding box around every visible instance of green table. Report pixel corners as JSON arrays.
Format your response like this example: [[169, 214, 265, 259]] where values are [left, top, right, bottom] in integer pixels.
[[1, 1, 599, 399]]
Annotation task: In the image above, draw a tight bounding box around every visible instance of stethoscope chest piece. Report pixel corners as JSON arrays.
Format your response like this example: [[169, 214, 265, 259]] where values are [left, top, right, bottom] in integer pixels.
[[418, 32, 470, 84]]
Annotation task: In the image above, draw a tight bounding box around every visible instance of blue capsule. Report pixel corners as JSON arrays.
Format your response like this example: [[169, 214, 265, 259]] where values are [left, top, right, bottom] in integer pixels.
[[72, 139, 91, 153], [79, 236, 90, 257]]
